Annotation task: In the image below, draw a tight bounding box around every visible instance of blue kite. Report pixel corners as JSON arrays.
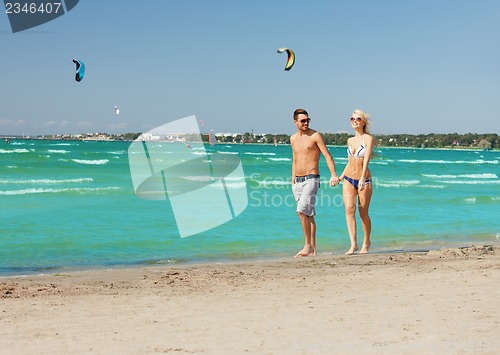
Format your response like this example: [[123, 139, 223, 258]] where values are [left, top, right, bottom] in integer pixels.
[[72, 58, 85, 82]]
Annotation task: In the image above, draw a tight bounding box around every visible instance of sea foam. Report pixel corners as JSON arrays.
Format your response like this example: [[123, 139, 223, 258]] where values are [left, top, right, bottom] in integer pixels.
[[0, 178, 93, 185], [0, 148, 30, 154], [0, 186, 121, 195], [72, 159, 109, 165], [423, 173, 498, 179]]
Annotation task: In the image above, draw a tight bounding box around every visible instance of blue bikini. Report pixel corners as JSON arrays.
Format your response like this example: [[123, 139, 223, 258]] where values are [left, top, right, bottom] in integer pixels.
[[344, 176, 371, 189], [345, 135, 371, 189]]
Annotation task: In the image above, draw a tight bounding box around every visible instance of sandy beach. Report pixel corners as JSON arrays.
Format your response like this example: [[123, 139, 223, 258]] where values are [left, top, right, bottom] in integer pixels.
[[1, 245, 499, 354]]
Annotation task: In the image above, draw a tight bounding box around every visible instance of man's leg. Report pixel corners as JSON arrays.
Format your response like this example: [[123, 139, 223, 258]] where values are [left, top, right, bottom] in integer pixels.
[[295, 212, 316, 257], [310, 215, 316, 255], [294, 178, 319, 257]]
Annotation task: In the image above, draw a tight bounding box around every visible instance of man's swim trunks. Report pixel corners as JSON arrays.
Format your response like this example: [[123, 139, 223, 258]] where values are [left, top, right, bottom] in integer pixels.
[[292, 174, 320, 217]]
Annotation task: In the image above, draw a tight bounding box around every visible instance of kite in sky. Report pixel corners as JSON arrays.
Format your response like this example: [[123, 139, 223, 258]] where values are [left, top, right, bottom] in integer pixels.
[[277, 48, 295, 71], [72, 58, 85, 82]]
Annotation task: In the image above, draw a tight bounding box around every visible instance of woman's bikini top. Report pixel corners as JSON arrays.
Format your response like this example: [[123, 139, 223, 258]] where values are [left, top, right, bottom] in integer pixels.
[[347, 134, 366, 158]]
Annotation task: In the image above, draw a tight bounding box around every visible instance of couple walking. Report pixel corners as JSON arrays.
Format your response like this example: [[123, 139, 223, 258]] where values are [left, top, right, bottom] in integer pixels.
[[291, 108, 374, 257]]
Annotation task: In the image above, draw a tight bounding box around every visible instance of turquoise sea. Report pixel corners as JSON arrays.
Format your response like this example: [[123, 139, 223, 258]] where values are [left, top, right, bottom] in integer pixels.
[[1, 139, 499, 276]]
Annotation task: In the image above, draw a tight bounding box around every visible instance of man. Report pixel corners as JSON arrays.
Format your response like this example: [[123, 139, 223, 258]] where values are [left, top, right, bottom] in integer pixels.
[[291, 108, 340, 257]]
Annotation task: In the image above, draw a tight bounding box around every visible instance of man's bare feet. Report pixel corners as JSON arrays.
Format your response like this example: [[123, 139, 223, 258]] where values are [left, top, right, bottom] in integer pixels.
[[345, 244, 358, 255], [359, 243, 370, 254], [295, 246, 314, 257]]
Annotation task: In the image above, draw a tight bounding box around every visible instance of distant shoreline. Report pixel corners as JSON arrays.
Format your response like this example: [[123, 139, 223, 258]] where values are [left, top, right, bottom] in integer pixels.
[[1, 135, 498, 150]]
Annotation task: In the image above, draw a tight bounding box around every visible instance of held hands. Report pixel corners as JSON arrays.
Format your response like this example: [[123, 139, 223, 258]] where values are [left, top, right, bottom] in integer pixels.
[[329, 175, 340, 187], [358, 175, 366, 191]]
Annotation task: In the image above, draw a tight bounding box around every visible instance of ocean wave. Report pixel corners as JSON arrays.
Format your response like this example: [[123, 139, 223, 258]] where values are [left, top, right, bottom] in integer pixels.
[[207, 181, 247, 189], [181, 176, 213, 182], [244, 152, 276, 156], [47, 149, 70, 154], [180, 176, 246, 183], [268, 158, 291, 162], [422, 173, 498, 179], [436, 180, 500, 185], [0, 178, 93, 185], [463, 196, 500, 204], [0, 148, 30, 154], [378, 180, 422, 188], [72, 159, 109, 165], [0, 186, 122, 196], [399, 159, 498, 165], [162, 180, 248, 193], [191, 151, 207, 156], [226, 176, 247, 182], [255, 179, 290, 187], [382, 179, 420, 185]]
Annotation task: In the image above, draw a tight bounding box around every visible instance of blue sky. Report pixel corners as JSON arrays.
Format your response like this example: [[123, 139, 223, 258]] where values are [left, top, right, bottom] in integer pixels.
[[1, 0, 499, 136]]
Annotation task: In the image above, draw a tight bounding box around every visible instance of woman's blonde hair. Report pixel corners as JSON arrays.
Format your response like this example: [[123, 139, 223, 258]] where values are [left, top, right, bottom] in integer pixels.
[[353, 109, 371, 134]]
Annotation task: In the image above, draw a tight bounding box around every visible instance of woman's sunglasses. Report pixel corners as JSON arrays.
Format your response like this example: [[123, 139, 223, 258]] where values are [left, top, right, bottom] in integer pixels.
[[350, 117, 362, 122]]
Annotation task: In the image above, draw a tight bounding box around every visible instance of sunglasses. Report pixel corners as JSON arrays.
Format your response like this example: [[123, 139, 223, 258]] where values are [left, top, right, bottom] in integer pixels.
[[350, 117, 362, 122], [299, 118, 311, 124]]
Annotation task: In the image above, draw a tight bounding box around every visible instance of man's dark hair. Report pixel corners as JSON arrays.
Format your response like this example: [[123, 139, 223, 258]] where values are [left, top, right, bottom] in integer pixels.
[[293, 108, 309, 121]]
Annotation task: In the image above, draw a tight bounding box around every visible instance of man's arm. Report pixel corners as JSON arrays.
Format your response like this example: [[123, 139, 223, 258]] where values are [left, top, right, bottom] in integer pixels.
[[290, 134, 296, 184], [314, 132, 340, 186]]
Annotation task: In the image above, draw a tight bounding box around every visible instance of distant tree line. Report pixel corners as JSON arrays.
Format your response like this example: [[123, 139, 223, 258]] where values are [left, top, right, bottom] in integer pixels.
[[212, 132, 498, 149], [372, 133, 498, 149], [112, 132, 498, 149]]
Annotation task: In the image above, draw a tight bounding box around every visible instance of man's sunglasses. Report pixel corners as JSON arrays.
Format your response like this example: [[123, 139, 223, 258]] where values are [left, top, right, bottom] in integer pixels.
[[299, 118, 311, 123]]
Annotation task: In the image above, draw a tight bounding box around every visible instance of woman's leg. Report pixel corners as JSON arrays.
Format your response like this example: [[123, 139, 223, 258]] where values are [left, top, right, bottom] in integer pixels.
[[358, 183, 373, 253], [343, 180, 358, 255]]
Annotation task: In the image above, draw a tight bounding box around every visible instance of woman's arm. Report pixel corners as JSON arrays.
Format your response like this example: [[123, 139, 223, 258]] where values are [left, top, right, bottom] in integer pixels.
[[359, 135, 374, 189]]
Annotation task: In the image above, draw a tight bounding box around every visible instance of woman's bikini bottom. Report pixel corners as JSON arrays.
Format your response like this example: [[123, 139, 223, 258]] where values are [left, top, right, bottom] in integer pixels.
[[344, 175, 372, 190]]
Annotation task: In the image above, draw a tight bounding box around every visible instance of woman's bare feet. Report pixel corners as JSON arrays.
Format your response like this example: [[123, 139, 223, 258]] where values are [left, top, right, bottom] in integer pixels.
[[345, 244, 358, 255], [359, 243, 370, 254]]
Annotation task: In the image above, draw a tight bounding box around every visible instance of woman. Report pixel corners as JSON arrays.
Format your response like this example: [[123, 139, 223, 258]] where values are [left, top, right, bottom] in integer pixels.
[[339, 109, 375, 255]]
